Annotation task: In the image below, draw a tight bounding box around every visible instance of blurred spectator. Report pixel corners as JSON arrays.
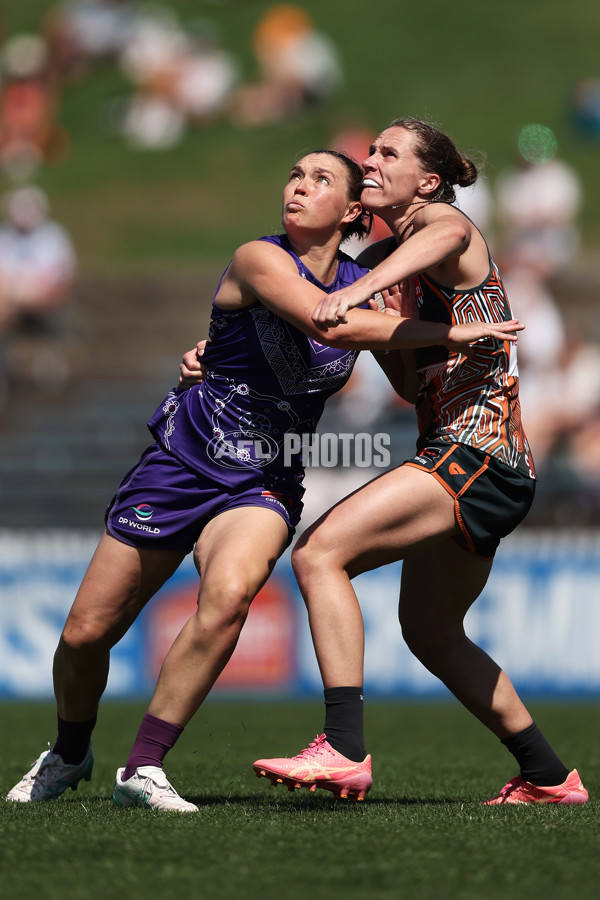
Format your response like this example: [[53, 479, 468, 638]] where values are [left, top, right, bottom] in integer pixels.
[[115, 8, 238, 149], [0, 33, 68, 181], [119, 89, 186, 150], [565, 341, 600, 480], [503, 254, 600, 474], [45, 0, 136, 80], [454, 175, 494, 237], [502, 256, 570, 465], [119, 4, 189, 89], [171, 25, 239, 125], [0, 187, 77, 391], [570, 77, 600, 140], [495, 125, 582, 277], [231, 4, 342, 127], [116, 3, 189, 148], [545, 330, 600, 483]]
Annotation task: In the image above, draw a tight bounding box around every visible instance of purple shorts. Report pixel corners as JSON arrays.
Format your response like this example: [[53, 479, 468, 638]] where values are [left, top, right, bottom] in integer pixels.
[[105, 444, 303, 553]]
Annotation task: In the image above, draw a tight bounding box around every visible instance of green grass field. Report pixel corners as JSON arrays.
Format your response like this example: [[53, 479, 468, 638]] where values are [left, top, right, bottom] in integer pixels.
[[2, 700, 599, 899]]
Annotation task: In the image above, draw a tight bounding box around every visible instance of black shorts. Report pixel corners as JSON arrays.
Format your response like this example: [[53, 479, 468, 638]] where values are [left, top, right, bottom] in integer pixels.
[[403, 441, 536, 559]]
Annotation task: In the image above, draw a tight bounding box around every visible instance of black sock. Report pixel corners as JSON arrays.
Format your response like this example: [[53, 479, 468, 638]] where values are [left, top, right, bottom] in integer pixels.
[[323, 686, 366, 762], [53, 715, 96, 765], [501, 722, 569, 786]]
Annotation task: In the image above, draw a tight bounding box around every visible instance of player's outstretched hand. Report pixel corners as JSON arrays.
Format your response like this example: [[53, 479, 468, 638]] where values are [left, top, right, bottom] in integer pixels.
[[445, 319, 524, 354], [179, 339, 208, 387]]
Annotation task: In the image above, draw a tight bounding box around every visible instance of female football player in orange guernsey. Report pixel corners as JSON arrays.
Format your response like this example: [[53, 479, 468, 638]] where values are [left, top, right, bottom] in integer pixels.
[[252, 118, 588, 806]]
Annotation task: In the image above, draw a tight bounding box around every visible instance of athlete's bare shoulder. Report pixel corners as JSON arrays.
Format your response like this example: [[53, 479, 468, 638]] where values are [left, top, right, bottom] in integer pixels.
[[414, 200, 471, 229], [215, 241, 281, 309], [233, 238, 282, 261], [416, 203, 489, 288], [230, 239, 297, 276]]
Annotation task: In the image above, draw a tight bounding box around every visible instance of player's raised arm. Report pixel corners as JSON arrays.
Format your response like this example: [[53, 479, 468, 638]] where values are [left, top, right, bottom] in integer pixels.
[[314, 209, 470, 328], [224, 240, 523, 352]]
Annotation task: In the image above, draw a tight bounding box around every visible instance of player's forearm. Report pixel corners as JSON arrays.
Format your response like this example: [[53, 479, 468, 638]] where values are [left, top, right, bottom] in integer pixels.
[[323, 309, 449, 351], [347, 222, 468, 302]]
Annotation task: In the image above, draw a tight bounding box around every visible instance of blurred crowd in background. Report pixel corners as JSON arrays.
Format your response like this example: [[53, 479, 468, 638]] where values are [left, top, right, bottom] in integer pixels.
[[0, 0, 599, 524], [0, 0, 344, 161], [0, 1, 345, 405]]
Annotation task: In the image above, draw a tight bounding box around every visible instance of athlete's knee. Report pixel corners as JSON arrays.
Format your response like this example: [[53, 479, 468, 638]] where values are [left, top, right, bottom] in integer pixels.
[[400, 607, 465, 667], [291, 527, 336, 586], [59, 612, 117, 655], [400, 617, 438, 662], [197, 571, 258, 631], [291, 542, 319, 592]]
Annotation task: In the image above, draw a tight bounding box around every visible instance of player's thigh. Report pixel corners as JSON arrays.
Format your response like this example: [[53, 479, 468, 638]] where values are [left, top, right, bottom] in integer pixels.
[[65, 532, 185, 641], [400, 537, 493, 630], [193, 505, 290, 598], [295, 464, 458, 577]]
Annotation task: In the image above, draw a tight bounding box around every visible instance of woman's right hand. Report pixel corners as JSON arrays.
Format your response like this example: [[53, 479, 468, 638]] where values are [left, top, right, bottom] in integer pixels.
[[312, 281, 372, 327], [445, 319, 525, 354], [179, 340, 209, 387]]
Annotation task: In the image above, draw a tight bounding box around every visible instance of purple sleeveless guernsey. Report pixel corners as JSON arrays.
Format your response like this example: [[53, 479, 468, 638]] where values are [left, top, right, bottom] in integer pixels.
[[147, 234, 369, 492]]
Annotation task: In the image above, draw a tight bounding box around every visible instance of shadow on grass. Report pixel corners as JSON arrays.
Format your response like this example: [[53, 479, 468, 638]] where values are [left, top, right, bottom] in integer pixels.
[[189, 794, 469, 808], [56, 792, 470, 808]]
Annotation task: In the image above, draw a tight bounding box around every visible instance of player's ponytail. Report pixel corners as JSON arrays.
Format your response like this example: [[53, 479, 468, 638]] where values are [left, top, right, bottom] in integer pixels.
[[456, 155, 478, 189]]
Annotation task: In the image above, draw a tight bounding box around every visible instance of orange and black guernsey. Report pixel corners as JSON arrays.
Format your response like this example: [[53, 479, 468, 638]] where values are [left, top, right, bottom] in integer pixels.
[[413, 258, 536, 481]]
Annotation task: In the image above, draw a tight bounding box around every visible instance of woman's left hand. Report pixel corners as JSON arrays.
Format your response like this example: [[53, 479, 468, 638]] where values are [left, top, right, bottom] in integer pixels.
[[179, 340, 209, 386], [376, 279, 416, 317]]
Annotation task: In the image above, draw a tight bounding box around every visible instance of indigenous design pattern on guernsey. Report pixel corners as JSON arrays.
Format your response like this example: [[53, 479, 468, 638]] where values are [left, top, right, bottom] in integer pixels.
[[250, 306, 358, 396], [207, 380, 301, 468], [160, 394, 180, 450], [414, 262, 535, 479]]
